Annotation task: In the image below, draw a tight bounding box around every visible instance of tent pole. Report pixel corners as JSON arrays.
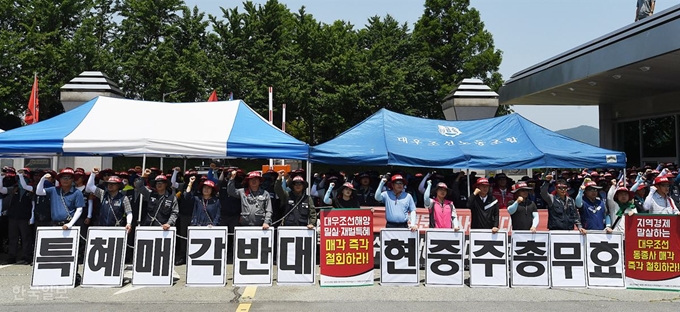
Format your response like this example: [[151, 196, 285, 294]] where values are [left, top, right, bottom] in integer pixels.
[[160, 157, 164, 171], [467, 169, 471, 197], [306, 160, 312, 194], [138, 154, 147, 223], [183, 158, 187, 172]]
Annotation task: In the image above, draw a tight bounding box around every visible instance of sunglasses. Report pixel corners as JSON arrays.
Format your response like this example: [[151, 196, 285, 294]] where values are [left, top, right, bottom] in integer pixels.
[[393, 181, 404, 185], [557, 187, 568, 190], [60, 176, 73, 180]]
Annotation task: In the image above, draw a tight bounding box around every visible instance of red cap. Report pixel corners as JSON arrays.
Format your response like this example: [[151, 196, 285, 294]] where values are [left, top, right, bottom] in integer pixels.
[[584, 181, 602, 189], [105, 176, 123, 184], [614, 186, 634, 200], [511, 182, 532, 193], [202, 180, 217, 189], [341, 182, 355, 190], [391, 174, 405, 182], [474, 178, 490, 187], [654, 176, 670, 185]]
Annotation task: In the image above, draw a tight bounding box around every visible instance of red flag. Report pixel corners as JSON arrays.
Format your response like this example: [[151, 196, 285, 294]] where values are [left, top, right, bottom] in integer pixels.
[[25, 74, 39, 125], [207, 90, 218, 102]]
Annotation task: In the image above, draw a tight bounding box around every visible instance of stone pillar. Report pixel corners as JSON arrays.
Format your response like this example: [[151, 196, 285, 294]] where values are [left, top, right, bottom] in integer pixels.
[[599, 103, 614, 149], [441, 78, 499, 121], [58, 71, 124, 170]]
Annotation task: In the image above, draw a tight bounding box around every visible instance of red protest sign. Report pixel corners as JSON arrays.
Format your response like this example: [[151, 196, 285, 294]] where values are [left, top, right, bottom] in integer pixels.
[[625, 215, 680, 290], [319, 208, 374, 286]]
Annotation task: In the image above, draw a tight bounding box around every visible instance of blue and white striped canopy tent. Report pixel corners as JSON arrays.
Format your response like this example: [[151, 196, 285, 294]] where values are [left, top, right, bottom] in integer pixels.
[[0, 96, 309, 159]]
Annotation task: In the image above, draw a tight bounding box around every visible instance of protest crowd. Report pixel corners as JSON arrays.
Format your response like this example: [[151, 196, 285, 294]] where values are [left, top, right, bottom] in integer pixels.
[[1, 161, 679, 266]]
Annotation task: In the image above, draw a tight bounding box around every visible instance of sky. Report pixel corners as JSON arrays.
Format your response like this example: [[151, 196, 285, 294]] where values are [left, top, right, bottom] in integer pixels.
[[185, 0, 677, 131]]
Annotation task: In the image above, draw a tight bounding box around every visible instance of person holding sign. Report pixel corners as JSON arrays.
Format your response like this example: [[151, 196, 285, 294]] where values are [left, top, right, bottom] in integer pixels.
[[542, 175, 585, 233], [467, 178, 499, 233], [184, 176, 221, 227], [507, 182, 538, 232], [134, 169, 179, 230], [644, 176, 680, 215], [86, 169, 132, 232], [375, 174, 417, 231], [36, 168, 84, 230], [423, 180, 460, 230], [274, 171, 316, 228], [324, 182, 361, 209], [576, 180, 613, 232], [227, 171, 273, 229]]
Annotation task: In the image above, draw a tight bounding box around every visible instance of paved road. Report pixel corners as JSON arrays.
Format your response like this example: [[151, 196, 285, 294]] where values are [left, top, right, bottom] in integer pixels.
[[1, 264, 678, 312]]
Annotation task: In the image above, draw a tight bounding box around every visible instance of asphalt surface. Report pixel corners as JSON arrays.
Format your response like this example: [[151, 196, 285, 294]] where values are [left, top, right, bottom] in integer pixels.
[[1, 263, 678, 312]]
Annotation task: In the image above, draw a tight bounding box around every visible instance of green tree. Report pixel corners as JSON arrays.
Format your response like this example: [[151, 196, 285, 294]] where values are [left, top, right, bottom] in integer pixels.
[[413, 0, 505, 118], [0, 0, 105, 125], [113, 0, 186, 101]]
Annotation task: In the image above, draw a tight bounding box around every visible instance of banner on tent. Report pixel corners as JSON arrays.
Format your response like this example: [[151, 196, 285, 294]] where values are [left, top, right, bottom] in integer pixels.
[[31, 227, 80, 289], [277, 227, 316, 286], [425, 229, 465, 287], [233, 227, 273, 286], [469, 230, 509, 288], [511, 231, 550, 288], [186, 226, 228, 287], [625, 215, 680, 290], [132, 227, 176, 287], [320, 209, 374, 287], [549, 231, 586, 288], [82, 227, 127, 287]]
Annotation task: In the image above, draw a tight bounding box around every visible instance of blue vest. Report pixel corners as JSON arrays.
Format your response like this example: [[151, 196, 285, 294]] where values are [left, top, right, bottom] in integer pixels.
[[98, 192, 126, 226], [580, 197, 606, 230]]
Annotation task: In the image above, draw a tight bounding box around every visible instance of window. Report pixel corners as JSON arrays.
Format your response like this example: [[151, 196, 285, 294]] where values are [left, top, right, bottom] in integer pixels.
[[641, 116, 676, 158]]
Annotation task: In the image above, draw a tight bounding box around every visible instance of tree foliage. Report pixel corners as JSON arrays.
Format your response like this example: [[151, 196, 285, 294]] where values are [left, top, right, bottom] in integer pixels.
[[0, 0, 505, 140]]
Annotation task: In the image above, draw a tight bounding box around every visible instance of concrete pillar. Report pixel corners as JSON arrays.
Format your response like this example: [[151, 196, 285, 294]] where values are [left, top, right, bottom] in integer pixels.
[[441, 78, 499, 121], [58, 71, 124, 170], [599, 104, 614, 149]]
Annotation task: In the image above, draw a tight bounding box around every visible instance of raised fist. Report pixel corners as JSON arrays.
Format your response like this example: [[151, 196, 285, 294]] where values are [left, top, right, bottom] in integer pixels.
[[189, 176, 196, 183], [93, 167, 100, 174], [44, 173, 52, 180], [329, 182, 335, 189], [473, 188, 481, 196], [427, 180, 432, 186], [545, 175, 553, 181], [278, 170, 285, 177], [210, 163, 217, 169], [231, 170, 237, 179], [517, 196, 524, 203], [174, 167, 181, 172], [143, 169, 152, 177]]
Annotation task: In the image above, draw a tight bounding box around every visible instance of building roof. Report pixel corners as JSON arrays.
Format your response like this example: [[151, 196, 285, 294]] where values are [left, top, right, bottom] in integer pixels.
[[499, 4, 680, 105]]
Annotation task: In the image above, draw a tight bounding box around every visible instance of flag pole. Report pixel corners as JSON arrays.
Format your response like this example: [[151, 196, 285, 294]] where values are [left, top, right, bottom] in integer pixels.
[[281, 103, 286, 166], [33, 72, 38, 123], [268, 87, 274, 169]]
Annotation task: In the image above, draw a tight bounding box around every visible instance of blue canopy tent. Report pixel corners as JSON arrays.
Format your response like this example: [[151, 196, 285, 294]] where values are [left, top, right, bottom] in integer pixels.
[[0, 96, 309, 160], [310, 109, 626, 169]]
